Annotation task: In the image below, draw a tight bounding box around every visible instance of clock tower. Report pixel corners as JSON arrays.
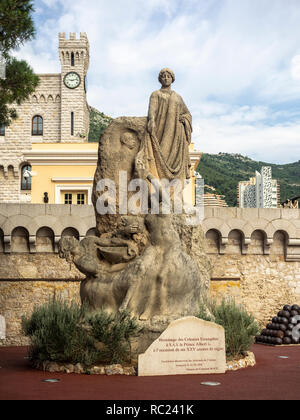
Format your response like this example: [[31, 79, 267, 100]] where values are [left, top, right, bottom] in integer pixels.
[[59, 32, 90, 142]]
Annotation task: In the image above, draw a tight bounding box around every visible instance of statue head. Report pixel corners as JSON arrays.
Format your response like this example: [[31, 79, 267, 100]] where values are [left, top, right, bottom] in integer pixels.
[[58, 236, 80, 262], [158, 68, 175, 87]]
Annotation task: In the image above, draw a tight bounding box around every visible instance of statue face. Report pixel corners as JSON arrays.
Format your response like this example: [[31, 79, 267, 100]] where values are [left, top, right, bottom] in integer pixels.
[[160, 71, 173, 88]]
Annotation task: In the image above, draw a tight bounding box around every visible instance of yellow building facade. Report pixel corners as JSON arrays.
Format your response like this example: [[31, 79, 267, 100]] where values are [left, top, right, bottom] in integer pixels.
[[26, 143, 98, 205]]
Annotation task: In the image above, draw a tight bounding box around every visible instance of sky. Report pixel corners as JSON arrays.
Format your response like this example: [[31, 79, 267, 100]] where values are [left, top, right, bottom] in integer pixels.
[[13, 0, 300, 164]]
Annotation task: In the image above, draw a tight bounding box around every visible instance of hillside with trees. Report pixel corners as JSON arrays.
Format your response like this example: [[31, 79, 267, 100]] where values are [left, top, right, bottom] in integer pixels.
[[196, 153, 300, 207], [88, 107, 112, 142]]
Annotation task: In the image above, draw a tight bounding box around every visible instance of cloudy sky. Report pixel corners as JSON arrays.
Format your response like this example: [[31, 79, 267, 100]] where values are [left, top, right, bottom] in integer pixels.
[[14, 0, 300, 164]]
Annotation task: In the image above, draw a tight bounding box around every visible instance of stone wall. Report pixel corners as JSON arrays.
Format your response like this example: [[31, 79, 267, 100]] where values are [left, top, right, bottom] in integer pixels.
[[202, 207, 300, 326], [0, 204, 300, 345]]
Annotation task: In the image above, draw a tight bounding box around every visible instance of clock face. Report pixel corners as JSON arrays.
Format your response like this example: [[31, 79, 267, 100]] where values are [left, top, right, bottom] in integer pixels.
[[64, 72, 81, 89]]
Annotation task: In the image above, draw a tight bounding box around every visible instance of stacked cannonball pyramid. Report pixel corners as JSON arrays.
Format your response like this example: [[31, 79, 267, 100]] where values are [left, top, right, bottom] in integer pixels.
[[256, 304, 300, 345]]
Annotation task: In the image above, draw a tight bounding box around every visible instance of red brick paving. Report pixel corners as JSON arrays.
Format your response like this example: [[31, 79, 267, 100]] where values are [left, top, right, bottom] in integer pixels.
[[0, 344, 299, 400]]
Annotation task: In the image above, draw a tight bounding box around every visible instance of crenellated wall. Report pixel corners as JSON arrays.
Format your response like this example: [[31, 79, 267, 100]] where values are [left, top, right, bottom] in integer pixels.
[[0, 204, 300, 345], [202, 207, 300, 261]]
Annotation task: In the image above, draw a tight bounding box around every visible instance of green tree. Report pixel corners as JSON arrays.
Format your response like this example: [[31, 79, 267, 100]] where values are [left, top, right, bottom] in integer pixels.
[[0, 0, 39, 125]]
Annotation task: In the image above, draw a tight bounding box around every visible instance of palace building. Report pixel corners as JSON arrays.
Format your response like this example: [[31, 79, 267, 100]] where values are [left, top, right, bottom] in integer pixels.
[[0, 32, 201, 206]]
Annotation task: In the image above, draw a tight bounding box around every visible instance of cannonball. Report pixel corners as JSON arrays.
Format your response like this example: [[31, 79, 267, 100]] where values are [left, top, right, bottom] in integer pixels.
[[290, 310, 299, 317], [279, 324, 287, 331], [287, 323, 294, 330], [281, 311, 290, 319], [272, 317, 278, 323], [280, 317, 289, 325], [283, 305, 292, 312], [274, 337, 282, 345], [276, 330, 284, 339], [291, 304, 300, 312], [277, 317, 284, 323], [283, 337, 292, 345], [278, 311, 285, 317], [284, 330, 293, 338], [292, 337, 299, 344], [267, 323, 273, 329]]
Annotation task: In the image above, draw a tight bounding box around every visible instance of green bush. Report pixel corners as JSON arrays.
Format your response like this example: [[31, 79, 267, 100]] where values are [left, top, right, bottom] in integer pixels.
[[21, 299, 98, 365], [88, 310, 143, 364], [197, 297, 260, 359], [22, 298, 142, 366]]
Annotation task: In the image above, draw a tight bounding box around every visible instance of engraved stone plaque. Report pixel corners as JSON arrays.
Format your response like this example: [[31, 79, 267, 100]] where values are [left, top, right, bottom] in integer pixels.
[[138, 316, 226, 376]]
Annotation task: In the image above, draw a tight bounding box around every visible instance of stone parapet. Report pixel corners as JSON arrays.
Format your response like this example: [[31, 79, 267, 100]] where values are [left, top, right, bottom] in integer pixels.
[[202, 206, 300, 261], [0, 204, 299, 260]]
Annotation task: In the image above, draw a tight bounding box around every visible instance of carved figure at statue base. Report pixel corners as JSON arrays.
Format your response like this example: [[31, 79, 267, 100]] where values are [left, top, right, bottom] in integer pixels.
[[58, 212, 205, 322]]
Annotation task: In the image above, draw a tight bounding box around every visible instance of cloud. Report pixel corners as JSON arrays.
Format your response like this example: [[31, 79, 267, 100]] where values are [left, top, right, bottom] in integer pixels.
[[193, 103, 300, 164], [12, 0, 300, 163]]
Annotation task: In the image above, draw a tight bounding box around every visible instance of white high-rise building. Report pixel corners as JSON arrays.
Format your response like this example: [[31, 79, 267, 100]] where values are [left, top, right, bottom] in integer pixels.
[[238, 166, 280, 208]]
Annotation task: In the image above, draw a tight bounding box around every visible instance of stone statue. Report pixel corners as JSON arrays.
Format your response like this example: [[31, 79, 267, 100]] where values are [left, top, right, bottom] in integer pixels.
[[60, 69, 211, 353], [136, 68, 192, 183]]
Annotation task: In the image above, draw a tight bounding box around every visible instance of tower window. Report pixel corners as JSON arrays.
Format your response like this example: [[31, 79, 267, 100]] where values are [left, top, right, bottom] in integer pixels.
[[0, 123, 5, 136], [21, 165, 32, 190], [71, 52, 75, 66], [71, 112, 74, 136], [32, 115, 43, 136]]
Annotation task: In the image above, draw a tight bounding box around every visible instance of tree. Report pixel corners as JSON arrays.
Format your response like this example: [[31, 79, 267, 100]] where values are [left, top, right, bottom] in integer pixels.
[[0, 0, 39, 125]]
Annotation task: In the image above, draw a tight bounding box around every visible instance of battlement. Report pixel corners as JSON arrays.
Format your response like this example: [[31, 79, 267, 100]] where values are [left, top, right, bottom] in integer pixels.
[[59, 32, 88, 42], [58, 32, 90, 54]]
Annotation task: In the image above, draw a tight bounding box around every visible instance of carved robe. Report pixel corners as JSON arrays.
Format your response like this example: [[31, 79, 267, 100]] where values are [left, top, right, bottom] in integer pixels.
[[142, 89, 192, 181]]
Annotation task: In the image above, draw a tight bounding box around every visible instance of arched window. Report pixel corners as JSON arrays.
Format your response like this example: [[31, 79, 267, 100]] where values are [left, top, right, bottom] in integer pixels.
[[32, 115, 43, 136], [71, 52, 75, 66], [21, 164, 32, 190]]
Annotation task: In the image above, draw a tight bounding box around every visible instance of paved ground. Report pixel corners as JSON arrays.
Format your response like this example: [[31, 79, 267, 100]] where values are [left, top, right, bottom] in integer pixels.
[[0, 344, 299, 401]]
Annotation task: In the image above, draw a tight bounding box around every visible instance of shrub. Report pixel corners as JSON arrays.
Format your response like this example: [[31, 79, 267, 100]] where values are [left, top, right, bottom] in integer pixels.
[[22, 298, 142, 366], [197, 297, 260, 359], [21, 299, 98, 366], [88, 310, 144, 364]]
